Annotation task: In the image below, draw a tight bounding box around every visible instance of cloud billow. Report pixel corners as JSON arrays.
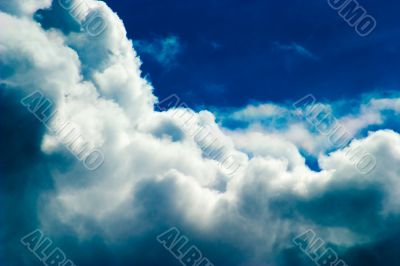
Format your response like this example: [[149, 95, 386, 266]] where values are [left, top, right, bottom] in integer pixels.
[[0, 1, 400, 265]]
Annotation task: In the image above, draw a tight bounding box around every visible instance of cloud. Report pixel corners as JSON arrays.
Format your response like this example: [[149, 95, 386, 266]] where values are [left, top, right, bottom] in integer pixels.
[[230, 103, 288, 121], [0, 0, 51, 16], [1, 1, 400, 266], [273, 42, 318, 60], [134, 35, 182, 68]]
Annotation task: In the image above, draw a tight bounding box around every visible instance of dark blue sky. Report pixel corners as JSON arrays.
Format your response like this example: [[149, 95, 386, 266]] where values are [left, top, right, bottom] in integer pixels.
[[105, 0, 400, 108]]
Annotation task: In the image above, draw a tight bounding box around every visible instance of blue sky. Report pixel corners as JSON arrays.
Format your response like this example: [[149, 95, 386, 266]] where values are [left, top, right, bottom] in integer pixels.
[[105, 0, 400, 107]]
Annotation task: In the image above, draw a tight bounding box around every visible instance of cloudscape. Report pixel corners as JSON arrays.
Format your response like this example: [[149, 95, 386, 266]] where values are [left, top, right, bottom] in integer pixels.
[[1, 0, 400, 265]]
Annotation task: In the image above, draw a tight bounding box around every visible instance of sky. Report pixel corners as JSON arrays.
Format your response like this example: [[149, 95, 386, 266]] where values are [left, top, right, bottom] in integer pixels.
[[105, 0, 400, 107], [1, 1, 400, 266]]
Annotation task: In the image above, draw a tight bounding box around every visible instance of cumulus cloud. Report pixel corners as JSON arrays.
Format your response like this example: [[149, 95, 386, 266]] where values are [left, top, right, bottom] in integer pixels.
[[1, 1, 400, 266]]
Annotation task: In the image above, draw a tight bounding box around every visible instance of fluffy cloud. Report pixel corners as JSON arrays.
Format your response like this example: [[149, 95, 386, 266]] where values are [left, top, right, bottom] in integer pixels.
[[1, 1, 400, 266]]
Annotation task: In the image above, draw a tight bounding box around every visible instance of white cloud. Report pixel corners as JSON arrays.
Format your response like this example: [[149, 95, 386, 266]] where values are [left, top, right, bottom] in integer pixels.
[[230, 103, 288, 121]]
